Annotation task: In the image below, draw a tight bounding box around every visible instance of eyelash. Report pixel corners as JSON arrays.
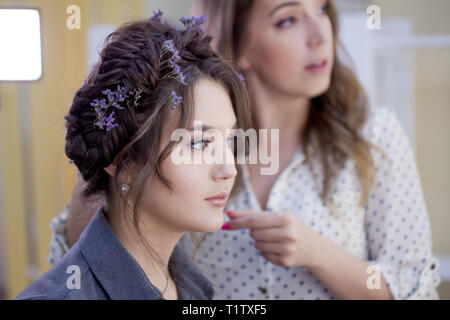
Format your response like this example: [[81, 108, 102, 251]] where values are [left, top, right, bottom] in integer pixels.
[[319, 3, 329, 15], [276, 17, 296, 29], [275, 3, 329, 28], [191, 135, 237, 151]]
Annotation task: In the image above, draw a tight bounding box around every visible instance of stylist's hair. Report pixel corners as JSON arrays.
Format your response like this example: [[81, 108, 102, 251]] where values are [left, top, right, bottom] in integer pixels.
[[64, 18, 251, 236], [196, 0, 377, 206]]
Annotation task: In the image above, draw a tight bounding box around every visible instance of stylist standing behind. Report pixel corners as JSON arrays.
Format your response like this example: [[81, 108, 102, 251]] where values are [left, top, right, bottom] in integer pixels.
[[186, 0, 440, 300], [50, 0, 440, 300]]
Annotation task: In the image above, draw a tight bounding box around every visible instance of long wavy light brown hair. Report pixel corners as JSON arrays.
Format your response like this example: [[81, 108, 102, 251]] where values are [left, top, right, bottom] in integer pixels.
[[196, 0, 378, 206]]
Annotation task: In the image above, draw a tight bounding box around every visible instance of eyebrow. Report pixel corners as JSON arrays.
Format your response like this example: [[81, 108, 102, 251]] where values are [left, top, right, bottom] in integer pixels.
[[189, 121, 238, 132], [268, 1, 301, 17]]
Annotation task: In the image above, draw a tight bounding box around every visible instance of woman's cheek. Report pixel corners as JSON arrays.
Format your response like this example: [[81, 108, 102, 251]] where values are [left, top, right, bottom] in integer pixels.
[[166, 158, 208, 200]]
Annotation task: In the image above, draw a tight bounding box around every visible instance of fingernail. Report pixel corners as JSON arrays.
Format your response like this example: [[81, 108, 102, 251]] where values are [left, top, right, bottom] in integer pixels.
[[226, 210, 235, 216], [221, 222, 230, 230]]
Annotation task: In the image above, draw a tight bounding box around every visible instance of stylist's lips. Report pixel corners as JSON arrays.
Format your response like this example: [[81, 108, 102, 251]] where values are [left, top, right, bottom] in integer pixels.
[[305, 59, 328, 73], [205, 192, 229, 207]]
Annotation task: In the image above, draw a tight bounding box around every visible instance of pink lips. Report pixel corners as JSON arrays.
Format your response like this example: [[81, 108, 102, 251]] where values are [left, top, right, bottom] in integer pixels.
[[305, 59, 328, 73], [205, 192, 229, 207]]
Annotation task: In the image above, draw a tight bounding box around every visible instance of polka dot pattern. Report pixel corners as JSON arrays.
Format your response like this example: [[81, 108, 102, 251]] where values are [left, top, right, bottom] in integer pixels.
[[47, 208, 69, 265]]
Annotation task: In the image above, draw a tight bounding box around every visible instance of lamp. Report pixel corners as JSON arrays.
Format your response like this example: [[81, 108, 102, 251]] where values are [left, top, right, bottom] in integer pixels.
[[0, 9, 42, 81]]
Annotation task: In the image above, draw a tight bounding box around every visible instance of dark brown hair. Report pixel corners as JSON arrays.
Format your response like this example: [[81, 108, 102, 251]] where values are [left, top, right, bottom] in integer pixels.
[[196, 0, 378, 205], [64, 18, 252, 265]]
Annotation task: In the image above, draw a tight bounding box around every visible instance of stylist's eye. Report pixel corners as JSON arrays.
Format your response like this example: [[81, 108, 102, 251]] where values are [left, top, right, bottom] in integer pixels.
[[317, 3, 329, 15], [191, 138, 212, 151], [275, 17, 296, 28]]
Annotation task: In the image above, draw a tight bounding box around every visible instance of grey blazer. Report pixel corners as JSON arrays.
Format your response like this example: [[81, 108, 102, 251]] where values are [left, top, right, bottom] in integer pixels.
[[16, 206, 214, 300]]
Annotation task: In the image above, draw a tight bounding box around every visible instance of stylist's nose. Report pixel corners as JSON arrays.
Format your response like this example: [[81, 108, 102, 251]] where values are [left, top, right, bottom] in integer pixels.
[[306, 16, 326, 49]]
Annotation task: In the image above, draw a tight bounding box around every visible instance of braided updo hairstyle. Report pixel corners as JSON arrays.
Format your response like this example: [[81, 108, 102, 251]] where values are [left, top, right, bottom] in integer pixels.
[[64, 17, 251, 224]]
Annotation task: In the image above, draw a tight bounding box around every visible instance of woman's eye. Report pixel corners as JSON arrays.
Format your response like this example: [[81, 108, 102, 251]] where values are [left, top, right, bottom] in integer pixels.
[[275, 17, 296, 28], [227, 135, 237, 150], [191, 135, 237, 151], [317, 3, 329, 15], [191, 139, 211, 151]]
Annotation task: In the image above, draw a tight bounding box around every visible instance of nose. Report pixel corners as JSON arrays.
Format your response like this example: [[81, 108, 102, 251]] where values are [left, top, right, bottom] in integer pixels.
[[212, 161, 237, 182], [306, 16, 327, 49], [212, 139, 238, 182]]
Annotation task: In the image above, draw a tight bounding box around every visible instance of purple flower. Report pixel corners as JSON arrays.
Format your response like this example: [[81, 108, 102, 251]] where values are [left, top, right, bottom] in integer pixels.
[[236, 71, 246, 84], [150, 9, 163, 22], [95, 107, 105, 118], [102, 89, 114, 100], [104, 112, 119, 131], [178, 73, 187, 85], [161, 40, 181, 61], [180, 14, 208, 32], [95, 111, 118, 131], [196, 14, 208, 25], [116, 85, 130, 102], [160, 39, 187, 86], [91, 84, 142, 132], [101, 86, 130, 108], [162, 40, 175, 52], [95, 117, 106, 130], [90, 98, 107, 108], [170, 90, 183, 108]]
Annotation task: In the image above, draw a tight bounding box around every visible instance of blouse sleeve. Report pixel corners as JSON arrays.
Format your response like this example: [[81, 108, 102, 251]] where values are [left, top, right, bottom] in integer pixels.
[[362, 107, 441, 300], [47, 207, 70, 265]]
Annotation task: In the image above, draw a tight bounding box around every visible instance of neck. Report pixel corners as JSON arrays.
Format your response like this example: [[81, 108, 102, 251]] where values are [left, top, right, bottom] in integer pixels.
[[248, 72, 311, 146], [106, 205, 182, 293]]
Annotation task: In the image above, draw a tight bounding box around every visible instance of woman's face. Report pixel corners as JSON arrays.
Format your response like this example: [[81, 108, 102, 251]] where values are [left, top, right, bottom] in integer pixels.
[[238, 0, 334, 98], [142, 78, 238, 233]]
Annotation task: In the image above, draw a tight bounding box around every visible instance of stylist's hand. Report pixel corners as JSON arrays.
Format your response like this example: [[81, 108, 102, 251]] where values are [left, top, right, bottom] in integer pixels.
[[223, 210, 321, 268]]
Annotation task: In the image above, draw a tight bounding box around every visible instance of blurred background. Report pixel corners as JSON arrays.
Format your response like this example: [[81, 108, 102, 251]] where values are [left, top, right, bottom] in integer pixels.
[[0, 0, 448, 299]]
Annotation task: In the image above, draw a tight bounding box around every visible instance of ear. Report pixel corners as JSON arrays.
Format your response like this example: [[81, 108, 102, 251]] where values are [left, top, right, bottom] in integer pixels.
[[236, 54, 251, 72], [104, 154, 120, 177], [104, 163, 117, 177]]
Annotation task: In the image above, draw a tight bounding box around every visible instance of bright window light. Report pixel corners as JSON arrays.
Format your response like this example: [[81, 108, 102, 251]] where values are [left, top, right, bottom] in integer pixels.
[[0, 9, 42, 81]]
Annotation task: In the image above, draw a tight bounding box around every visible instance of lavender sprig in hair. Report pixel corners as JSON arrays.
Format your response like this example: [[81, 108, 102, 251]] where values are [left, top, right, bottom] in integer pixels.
[[159, 40, 187, 109], [179, 14, 208, 33], [235, 71, 246, 85], [150, 9, 163, 22], [170, 90, 183, 109], [90, 85, 142, 131], [159, 39, 187, 86]]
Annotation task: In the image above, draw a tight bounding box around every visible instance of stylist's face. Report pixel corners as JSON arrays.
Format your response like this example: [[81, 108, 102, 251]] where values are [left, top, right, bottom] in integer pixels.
[[238, 0, 334, 98]]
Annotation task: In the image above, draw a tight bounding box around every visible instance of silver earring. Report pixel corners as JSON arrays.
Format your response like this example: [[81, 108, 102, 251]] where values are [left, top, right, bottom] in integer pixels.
[[120, 175, 130, 192], [120, 182, 130, 192]]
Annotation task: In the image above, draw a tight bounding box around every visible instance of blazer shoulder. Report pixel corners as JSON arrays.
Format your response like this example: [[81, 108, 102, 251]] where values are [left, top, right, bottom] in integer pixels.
[[16, 242, 107, 300]]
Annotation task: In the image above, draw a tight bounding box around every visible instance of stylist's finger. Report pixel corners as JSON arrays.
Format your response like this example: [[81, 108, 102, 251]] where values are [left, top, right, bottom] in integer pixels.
[[223, 210, 283, 230], [226, 209, 261, 219]]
